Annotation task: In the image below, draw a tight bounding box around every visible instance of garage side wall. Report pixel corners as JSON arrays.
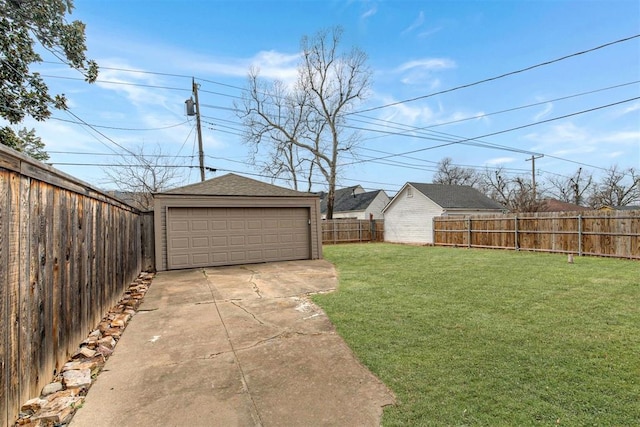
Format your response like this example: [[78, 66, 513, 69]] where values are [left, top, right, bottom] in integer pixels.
[[153, 195, 322, 271]]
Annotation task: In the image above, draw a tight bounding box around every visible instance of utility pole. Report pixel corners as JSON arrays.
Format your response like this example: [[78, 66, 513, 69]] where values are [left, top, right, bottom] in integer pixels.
[[526, 154, 544, 200], [191, 77, 205, 182]]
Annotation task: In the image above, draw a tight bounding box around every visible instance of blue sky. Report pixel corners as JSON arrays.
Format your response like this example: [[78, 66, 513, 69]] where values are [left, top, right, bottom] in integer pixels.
[[16, 0, 640, 194]]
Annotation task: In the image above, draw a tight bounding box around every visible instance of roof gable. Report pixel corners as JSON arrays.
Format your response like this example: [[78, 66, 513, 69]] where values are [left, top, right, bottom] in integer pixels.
[[156, 173, 314, 197], [407, 183, 504, 210]]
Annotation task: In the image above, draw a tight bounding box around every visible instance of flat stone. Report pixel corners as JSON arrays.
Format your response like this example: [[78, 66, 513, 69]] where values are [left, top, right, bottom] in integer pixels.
[[21, 398, 48, 414], [97, 336, 116, 349], [62, 368, 92, 389], [110, 313, 130, 328], [97, 344, 114, 356], [47, 389, 83, 400], [101, 327, 123, 337], [64, 355, 105, 372], [72, 346, 97, 359], [41, 382, 63, 396], [34, 396, 84, 424]]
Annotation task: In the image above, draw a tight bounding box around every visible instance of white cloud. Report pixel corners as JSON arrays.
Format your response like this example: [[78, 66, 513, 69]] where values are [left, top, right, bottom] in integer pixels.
[[247, 50, 299, 82], [402, 11, 425, 35], [526, 122, 588, 146], [395, 58, 455, 73], [393, 58, 455, 87], [417, 26, 443, 39], [485, 157, 516, 166], [378, 98, 435, 126], [533, 102, 553, 122], [598, 131, 640, 144], [361, 5, 377, 19], [525, 122, 640, 159], [619, 102, 640, 115]]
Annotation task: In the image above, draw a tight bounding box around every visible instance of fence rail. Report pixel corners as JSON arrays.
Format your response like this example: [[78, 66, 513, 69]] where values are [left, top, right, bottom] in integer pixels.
[[322, 219, 384, 244], [0, 145, 151, 425], [433, 210, 640, 259]]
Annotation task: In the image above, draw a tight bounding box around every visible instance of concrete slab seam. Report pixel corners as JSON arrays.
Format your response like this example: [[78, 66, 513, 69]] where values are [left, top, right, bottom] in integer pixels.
[[201, 268, 264, 427]]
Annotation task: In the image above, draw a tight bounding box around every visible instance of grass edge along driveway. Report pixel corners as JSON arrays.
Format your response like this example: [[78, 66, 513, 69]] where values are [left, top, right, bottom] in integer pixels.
[[313, 244, 639, 426]]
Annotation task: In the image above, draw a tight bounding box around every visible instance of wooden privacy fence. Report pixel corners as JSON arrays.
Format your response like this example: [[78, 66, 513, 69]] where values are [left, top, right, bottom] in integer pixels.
[[433, 210, 640, 259], [0, 145, 152, 425], [322, 219, 384, 244]]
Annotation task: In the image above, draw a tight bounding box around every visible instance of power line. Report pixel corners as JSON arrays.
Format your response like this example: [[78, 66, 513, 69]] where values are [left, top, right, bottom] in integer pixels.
[[47, 150, 197, 158], [63, 109, 142, 159], [356, 80, 640, 138], [50, 117, 190, 131], [41, 61, 249, 92], [40, 74, 189, 92], [343, 96, 640, 171], [41, 61, 247, 97], [352, 34, 640, 115], [49, 162, 205, 169]]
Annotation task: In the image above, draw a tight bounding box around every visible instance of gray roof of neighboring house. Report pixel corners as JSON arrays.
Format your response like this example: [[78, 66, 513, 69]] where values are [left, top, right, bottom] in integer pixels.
[[409, 183, 504, 210], [156, 173, 315, 197], [320, 187, 385, 213]]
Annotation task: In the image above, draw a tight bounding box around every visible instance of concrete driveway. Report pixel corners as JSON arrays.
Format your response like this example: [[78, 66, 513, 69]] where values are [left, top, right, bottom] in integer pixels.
[[70, 260, 394, 426]]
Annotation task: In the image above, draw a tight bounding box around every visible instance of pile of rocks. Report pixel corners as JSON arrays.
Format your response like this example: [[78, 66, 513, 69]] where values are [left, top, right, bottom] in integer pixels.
[[15, 272, 154, 426]]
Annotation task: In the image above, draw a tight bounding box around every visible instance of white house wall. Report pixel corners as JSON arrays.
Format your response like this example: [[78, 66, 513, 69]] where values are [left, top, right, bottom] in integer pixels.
[[365, 191, 390, 220], [384, 187, 443, 244]]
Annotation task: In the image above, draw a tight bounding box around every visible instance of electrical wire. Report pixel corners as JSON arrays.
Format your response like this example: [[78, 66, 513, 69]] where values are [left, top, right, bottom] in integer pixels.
[[355, 80, 640, 139], [40, 74, 189, 92], [351, 34, 640, 115], [342, 96, 640, 171], [50, 117, 190, 131]]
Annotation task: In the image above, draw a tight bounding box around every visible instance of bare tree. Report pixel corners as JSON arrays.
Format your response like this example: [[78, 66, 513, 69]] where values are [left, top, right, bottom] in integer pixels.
[[588, 165, 640, 208], [103, 144, 187, 211], [432, 157, 480, 187], [241, 71, 316, 191], [478, 167, 542, 212], [237, 26, 371, 218], [546, 167, 593, 205]]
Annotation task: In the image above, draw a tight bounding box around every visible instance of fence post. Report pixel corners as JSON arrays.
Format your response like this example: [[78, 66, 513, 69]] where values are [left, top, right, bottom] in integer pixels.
[[332, 221, 336, 244], [467, 217, 471, 248], [578, 214, 583, 256], [514, 216, 519, 251], [370, 218, 376, 241]]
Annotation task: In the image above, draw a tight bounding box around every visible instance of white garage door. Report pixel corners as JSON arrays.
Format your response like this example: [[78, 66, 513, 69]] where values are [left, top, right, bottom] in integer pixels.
[[166, 207, 310, 269]]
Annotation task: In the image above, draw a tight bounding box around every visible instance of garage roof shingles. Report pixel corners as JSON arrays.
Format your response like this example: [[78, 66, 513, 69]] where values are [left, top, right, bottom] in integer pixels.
[[157, 173, 314, 197]]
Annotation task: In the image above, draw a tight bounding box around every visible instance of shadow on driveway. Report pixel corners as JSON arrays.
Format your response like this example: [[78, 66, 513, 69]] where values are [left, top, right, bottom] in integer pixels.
[[70, 260, 395, 426]]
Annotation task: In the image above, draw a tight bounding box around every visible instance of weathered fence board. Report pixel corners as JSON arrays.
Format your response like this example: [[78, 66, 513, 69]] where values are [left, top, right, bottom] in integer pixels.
[[322, 219, 384, 244], [433, 210, 640, 259], [0, 145, 152, 425]]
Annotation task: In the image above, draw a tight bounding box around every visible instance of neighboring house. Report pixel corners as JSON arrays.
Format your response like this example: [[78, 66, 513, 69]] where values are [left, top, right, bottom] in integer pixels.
[[153, 173, 322, 271], [383, 182, 505, 244], [538, 198, 590, 212], [319, 185, 390, 219]]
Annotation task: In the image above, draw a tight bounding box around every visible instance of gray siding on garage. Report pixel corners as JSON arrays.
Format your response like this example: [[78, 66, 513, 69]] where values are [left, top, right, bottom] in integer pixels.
[[153, 174, 322, 271], [166, 206, 310, 269]]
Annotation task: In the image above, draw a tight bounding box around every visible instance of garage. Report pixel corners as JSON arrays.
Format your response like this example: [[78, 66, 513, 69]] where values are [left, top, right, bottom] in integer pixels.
[[154, 173, 322, 271]]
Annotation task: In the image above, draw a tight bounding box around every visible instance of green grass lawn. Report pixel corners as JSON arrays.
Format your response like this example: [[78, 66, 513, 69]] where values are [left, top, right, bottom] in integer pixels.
[[313, 244, 640, 426]]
